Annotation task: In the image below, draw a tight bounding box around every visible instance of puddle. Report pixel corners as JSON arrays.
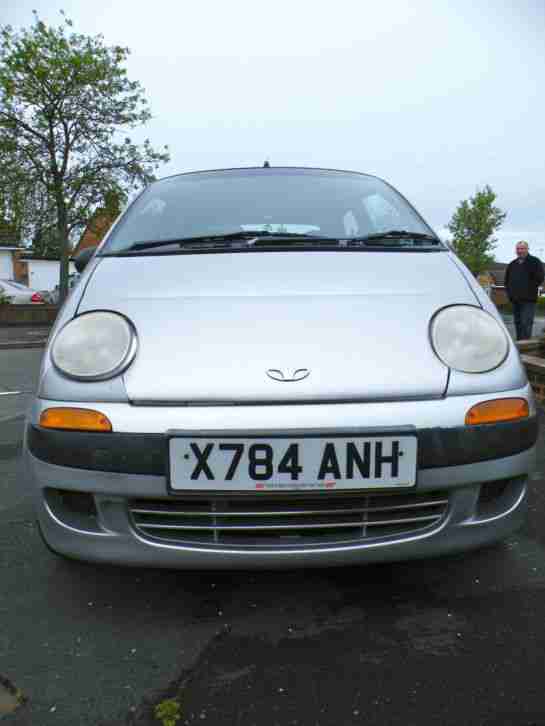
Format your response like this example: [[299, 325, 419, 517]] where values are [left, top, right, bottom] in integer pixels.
[[0, 677, 23, 717]]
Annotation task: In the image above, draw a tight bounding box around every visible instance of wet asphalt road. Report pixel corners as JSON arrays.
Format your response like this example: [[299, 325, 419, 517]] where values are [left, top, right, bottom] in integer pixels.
[[2, 349, 545, 725]]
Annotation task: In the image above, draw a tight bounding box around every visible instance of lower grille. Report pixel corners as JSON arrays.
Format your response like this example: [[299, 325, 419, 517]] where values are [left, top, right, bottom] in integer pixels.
[[128, 491, 448, 548]]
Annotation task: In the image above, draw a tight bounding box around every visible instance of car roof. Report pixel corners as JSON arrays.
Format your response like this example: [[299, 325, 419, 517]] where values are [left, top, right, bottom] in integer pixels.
[[153, 166, 385, 185]]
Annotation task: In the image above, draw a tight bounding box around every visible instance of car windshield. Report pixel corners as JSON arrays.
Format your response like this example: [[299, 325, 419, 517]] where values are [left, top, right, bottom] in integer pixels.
[[101, 168, 442, 255]]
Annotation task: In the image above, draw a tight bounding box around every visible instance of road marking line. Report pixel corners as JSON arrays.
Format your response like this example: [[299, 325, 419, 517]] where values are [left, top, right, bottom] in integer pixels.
[[0, 414, 26, 423], [0, 391, 22, 396]]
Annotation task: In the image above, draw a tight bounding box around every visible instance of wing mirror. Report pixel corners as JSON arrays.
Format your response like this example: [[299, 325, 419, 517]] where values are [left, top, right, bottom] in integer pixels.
[[73, 246, 97, 273]]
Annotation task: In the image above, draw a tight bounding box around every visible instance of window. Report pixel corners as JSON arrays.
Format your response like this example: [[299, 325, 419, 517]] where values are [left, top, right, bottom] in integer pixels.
[[102, 169, 436, 253]]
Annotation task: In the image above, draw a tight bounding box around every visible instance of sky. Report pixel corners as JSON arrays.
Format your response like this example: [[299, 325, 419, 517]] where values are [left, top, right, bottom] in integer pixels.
[[2, 0, 545, 262]]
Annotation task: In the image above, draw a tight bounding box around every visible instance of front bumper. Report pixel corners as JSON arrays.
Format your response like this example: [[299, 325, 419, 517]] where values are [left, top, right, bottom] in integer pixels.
[[24, 387, 538, 568]]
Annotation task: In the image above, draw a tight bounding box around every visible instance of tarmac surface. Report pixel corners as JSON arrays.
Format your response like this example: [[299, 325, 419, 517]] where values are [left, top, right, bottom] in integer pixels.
[[1, 349, 545, 725], [0, 325, 51, 350]]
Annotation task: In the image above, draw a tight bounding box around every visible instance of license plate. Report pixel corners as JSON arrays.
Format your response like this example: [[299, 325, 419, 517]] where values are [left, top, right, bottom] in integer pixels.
[[168, 435, 417, 492]]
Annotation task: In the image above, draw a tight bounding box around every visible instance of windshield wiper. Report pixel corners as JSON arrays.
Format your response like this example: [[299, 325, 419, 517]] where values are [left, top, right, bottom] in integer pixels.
[[104, 229, 441, 255], [115, 231, 339, 253], [348, 230, 441, 245]]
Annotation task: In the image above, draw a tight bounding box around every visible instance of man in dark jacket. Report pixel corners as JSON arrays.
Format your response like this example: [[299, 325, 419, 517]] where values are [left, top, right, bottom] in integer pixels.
[[504, 241, 544, 340]]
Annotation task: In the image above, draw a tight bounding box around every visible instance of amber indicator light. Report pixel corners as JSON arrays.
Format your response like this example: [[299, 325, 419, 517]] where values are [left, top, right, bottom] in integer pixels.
[[39, 407, 113, 432], [465, 398, 529, 425]]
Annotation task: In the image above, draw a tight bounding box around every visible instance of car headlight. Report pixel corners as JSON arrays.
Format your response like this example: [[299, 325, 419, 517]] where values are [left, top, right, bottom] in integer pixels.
[[430, 305, 509, 373], [51, 311, 137, 381]]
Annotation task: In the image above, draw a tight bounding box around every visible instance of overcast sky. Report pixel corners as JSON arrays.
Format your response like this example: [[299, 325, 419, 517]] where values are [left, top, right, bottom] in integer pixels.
[[3, 0, 544, 262]]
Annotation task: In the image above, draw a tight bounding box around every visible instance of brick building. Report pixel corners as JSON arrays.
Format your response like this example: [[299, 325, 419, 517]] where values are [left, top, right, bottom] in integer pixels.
[[73, 211, 118, 256]]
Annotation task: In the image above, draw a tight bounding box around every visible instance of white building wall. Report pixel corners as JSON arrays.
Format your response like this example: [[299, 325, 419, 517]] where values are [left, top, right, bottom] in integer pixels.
[[0, 251, 14, 278], [27, 260, 76, 290]]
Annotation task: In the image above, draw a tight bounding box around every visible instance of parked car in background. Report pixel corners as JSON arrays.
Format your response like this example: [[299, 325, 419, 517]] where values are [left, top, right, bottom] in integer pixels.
[[25, 166, 537, 569], [48, 273, 81, 305], [0, 279, 46, 304]]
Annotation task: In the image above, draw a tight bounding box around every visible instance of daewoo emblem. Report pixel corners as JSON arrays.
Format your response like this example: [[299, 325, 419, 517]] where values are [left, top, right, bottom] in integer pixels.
[[266, 368, 311, 382]]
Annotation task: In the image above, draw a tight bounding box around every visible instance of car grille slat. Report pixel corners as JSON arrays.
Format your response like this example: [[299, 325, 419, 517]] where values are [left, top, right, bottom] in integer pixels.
[[130, 499, 448, 518], [129, 491, 449, 548], [136, 513, 440, 532]]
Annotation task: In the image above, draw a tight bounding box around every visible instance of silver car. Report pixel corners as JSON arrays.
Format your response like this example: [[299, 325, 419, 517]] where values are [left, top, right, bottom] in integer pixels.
[[0, 279, 46, 304], [24, 167, 537, 569]]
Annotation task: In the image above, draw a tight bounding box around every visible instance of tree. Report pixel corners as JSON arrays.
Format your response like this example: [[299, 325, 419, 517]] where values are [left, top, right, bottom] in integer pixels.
[[447, 185, 506, 275], [0, 140, 58, 253], [0, 11, 170, 301], [30, 224, 61, 257]]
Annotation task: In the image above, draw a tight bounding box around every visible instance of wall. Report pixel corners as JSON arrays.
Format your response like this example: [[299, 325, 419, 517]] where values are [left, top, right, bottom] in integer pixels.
[[0, 304, 58, 325], [26, 259, 76, 291], [0, 250, 13, 278], [13, 252, 29, 285], [523, 356, 545, 404], [491, 285, 509, 307], [518, 341, 545, 405]]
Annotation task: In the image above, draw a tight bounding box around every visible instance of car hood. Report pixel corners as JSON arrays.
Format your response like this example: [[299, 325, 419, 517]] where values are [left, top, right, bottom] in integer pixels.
[[79, 251, 478, 403]]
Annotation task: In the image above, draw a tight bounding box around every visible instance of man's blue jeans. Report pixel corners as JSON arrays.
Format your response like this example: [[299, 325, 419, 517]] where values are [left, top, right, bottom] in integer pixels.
[[512, 301, 536, 340]]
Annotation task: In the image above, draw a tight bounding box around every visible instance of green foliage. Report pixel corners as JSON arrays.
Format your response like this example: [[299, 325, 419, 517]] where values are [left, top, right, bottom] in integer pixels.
[[0, 11, 170, 300], [154, 698, 182, 726], [447, 185, 506, 275], [30, 224, 61, 258], [0, 218, 20, 246], [0, 139, 58, 253], [0, 286, 12, 304]]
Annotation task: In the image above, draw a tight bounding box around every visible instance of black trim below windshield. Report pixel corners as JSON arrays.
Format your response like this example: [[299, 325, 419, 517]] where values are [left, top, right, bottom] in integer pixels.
[[99, 245, 447, 258], [99, 229, 443, 257]]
